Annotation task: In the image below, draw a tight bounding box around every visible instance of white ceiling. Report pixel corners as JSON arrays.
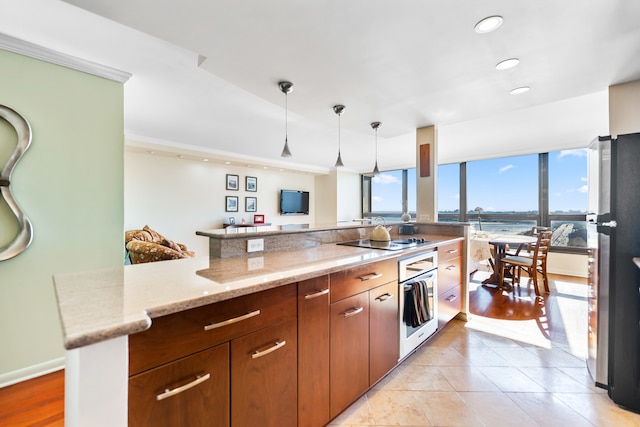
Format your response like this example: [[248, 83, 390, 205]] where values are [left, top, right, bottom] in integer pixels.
[[3, 0, 640, 173]]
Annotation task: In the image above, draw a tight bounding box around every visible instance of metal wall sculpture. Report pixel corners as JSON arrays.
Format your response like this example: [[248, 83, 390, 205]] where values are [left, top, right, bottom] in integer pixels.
[[0, 105, 33, 261]]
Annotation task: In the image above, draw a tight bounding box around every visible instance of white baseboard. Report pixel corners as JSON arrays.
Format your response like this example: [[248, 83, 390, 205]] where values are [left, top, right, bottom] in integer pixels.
[[0, 357, 65, 388]]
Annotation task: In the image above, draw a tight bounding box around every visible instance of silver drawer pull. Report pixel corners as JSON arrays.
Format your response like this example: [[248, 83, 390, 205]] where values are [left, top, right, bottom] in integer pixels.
[[252, 340, 286, 359], [447, 249, 458, 254], [359, 272, 382, 281], [446, 294, 458, 302], [156, 373, 210, 401], [204, 310, 261, 331], [445, 264, 457, 271], [304, 288, 330, 300], [375, 293, 393, 302], [342, 307, 364, 317]]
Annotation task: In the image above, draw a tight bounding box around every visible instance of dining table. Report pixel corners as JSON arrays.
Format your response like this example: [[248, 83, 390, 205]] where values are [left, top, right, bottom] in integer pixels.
[[471, 233, 538, 290]]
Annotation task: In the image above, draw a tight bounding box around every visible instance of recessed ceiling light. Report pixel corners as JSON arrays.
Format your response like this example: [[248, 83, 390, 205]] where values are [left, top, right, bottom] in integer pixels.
[[177, 155, 184, 159], [496, 58, 520, 70], [510, 86, 530, 95], [202, 158, 209, 162], [474, 15, 503, 34], [147, 151, 155, 155], [224, 161, 231, 165]]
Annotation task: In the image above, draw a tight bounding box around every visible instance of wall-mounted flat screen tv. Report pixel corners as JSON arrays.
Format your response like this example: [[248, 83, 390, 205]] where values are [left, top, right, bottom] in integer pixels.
[[280, 190, 309, 215]]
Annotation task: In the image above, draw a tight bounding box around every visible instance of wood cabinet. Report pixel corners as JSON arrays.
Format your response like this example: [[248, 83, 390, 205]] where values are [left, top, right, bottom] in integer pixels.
[[297, 276, 330, 427], [369, 280, 399, 385], [328, 259, 399, 418], [231, 318, 297, 427], [128, 284, 297, 427], [129, 284, 297, 376], [437, 240, 463, 328], [129, 343, 229, 427], [330, 291, 370, 419], [330, 257, 396, 303]]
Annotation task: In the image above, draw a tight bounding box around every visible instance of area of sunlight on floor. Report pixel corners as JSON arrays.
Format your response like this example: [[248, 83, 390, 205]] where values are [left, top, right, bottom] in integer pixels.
[[466, 268, 588, 359]]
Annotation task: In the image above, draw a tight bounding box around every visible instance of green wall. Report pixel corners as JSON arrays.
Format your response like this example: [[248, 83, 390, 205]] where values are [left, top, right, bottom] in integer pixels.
[[0, 49, 124, 380]]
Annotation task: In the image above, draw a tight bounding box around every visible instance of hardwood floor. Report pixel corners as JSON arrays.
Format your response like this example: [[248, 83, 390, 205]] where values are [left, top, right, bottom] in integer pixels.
[[0, 271, 586, 427], [0, 369, 64, 426], [468, 268, 589, 350]]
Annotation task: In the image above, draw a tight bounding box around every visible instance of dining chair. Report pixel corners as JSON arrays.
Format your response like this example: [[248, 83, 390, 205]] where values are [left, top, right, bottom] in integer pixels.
[[499, 230, 552, 296], [507, 226, 551, 256]]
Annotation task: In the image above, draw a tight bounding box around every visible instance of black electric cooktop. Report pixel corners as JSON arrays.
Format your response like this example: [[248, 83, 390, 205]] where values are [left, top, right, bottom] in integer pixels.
[[337, 238, 431, 251]]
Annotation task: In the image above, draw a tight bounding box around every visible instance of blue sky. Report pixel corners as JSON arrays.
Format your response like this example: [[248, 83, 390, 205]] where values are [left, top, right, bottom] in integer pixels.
[[372, 150, 587, 213], [440, 150, 588, 213]]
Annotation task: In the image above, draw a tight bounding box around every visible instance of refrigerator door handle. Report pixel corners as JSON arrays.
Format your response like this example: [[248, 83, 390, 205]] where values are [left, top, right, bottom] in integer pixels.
[[597, 213, 612, 223]]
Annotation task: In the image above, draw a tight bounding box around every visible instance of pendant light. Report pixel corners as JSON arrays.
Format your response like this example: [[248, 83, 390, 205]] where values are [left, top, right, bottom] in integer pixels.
[[371, 121, 381, 175], [333, 105, 346, 167], [279, 81, 293, 157]]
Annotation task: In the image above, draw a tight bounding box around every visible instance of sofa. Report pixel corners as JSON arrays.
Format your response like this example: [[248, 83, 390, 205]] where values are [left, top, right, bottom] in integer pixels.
[[125, 225, 195, 264]]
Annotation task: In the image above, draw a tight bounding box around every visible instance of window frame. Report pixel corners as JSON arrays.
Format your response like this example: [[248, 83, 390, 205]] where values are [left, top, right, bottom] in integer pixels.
[[362, 151, 588, 254]]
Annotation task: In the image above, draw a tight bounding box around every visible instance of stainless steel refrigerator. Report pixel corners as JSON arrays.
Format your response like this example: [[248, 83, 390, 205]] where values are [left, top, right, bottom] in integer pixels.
[[587, 132, 640, 412]]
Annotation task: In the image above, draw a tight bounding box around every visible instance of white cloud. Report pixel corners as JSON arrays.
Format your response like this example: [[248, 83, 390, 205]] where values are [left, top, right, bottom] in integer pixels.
[[558, 149, 587, 159], [578, 185, 588, 193], [372, 196, 383, 202], [372, 173, 400, 184], [499, 164, 515, 173], [581, 176, 588, 182], [453, 194, 460, 200]]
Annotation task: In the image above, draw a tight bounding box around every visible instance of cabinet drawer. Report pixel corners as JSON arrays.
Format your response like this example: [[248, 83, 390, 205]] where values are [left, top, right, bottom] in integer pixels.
[[438, 256, 461, 289], [129, 343, 230, 427], [438, 284, 461, 328], [438, 240, 462, 262], [130, 284, 296, 375], [330, 258, 397, 303]]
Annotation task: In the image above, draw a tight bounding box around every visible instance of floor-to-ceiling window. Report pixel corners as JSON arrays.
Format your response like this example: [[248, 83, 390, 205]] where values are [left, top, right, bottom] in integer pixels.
[[548, 149, 588, 249], [435, 150, 588, 251], [363, 169, 414, 221], [362, 149, 587, 251]]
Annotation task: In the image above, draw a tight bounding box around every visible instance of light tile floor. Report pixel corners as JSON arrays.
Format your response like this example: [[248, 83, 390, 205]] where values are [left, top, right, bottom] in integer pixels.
[[329, 272, 640, 427]]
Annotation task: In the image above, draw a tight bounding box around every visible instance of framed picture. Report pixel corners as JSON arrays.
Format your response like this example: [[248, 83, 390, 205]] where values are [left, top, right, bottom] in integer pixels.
[[228, 217, 235, 225], [253, 214, 265, 224], [225, 196, 238, 212], [226, 174, 239, 191], [246, 176, 257, 192], [245, 196, 257, 212]]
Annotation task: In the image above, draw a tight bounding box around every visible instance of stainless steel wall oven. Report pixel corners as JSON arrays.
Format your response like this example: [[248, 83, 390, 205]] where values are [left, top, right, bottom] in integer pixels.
[[398, 250, 438, 359]]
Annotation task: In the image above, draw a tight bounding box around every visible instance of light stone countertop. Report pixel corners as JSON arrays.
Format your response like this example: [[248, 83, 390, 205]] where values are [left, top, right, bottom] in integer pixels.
[[53, 235, 462, 350]]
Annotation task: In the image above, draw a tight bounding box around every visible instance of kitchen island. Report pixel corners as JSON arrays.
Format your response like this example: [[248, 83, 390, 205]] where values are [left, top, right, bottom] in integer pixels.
[[53, 222, 469, 426]]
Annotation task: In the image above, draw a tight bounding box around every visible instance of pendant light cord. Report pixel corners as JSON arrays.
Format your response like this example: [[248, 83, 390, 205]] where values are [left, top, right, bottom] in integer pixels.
[[338, 113, 341, 152]]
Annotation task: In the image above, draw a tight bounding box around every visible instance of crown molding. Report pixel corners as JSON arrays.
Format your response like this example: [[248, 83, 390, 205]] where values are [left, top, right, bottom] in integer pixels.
[[0, 32, 131, 83]]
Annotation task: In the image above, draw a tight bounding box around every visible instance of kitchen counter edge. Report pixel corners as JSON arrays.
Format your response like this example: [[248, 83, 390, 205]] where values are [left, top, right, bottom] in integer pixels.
[[53, 236, 463, 350]]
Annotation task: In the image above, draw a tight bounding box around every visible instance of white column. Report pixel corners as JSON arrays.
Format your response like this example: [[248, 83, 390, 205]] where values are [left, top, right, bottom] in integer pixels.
[[609, 79, 640, 136], [416, 125, 438, 221], [65, 336, 128, 427]]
